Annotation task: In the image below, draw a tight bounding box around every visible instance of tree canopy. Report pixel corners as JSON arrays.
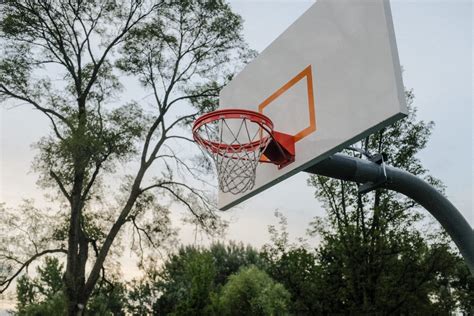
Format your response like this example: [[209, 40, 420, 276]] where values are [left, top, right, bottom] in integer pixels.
[[301, 92, 473, 314], [14, 257, 127, 316], [209, 265, 291, 316], [0, 0, 252, 313], [13, 237, 473, 315], [127, 242, 264, 315]]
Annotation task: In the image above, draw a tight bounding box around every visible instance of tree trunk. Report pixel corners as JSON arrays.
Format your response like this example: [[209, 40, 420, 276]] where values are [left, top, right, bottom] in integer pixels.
[[67, 294, 88, 316], [64, 191, 88, 315], [65, 106, 89, 315]]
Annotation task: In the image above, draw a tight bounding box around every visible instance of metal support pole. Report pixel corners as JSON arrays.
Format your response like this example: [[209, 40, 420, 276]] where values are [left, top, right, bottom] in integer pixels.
[[305, 153, 474, 274]]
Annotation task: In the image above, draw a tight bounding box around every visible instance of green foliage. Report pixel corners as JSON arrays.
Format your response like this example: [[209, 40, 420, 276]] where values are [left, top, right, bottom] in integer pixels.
[[248, 93, 474, 314], [126, 242, 265, 315], [1, 0, 253, 311], [263, 247, 323, 314], [86, 281, 127, 316], [448, 258, 474, 315], [209, 265, 291, 316], [200, 242, 263, 287], [14, 257, 127, 315], [15, 257, 66, 315], [159, 250, 216, 315], [16, 291, 67, 316], [261, 212, 473, 315], [125, 278, 156, 316], [302, 91, 464, 314], [117, 0, 255, 117]]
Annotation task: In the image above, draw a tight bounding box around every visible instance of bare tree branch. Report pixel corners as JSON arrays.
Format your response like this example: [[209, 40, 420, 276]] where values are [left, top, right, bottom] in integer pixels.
[[0, 248, 67, 293], [0, 83, 71, 128], [81, 2, 161, 100], [153, 184, 207, 226], [164, 135, 195, 144], [166, 88, 219, 109], [164, 112, 199, 133], [50, 170, 72, 202]]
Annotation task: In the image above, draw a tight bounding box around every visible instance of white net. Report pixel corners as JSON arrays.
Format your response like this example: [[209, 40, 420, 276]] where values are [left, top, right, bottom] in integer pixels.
[[194, 116, 272, 194]]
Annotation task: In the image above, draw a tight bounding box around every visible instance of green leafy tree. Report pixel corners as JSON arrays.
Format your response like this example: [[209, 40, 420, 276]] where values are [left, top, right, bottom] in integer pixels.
[[0, 1, 251, 314], [207, 242, 264, 286], [125, 277, 156, 316], [304, 92, 468, 314], [451, 259, 474, 314], [15, 257, 66, 316], [85, 281, 127, 316], [264, 247, 322, 314], [144, 248, 216, 316], [127, 242, 263, 315], [258, 93, 472, 314], [15, 257, 126, 315], [261, 211, 324, 314], [263, 213, 470, 314], [209, 265, 291, 316]]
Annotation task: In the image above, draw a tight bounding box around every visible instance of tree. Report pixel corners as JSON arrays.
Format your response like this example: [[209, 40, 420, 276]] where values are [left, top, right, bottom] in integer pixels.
[[127, 242, 263, 315], [451, 259, 474, 314], [261, 211, 324, 314], [209, 265, 291, 316], [256, 93, 472, 314], [262, 213, 470, 314], [305, 91, 469, 314], [156, 248, 216, 315], [15, 257, 66, 316], [14, 257, 126, 315], [265, 248, 322, 314], [0, 1, 252, 314]]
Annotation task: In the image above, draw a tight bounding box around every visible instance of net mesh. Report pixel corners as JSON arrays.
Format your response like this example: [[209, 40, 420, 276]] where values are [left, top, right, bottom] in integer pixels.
[[194, 117, 272, 194]]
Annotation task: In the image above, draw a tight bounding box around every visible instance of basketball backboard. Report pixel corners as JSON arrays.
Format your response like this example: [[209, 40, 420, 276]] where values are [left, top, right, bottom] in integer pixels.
[[217, 0, 407, 210]]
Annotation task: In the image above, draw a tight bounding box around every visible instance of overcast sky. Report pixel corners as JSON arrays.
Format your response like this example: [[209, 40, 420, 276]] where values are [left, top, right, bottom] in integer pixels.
[[0, 0, 472, 283]]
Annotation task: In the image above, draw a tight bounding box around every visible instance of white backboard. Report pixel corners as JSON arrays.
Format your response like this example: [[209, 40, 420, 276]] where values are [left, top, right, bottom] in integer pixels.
[[218, 0, 407, 210]]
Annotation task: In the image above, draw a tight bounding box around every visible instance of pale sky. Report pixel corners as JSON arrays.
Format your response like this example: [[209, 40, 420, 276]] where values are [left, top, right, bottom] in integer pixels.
[[0, 0, 472, 286]]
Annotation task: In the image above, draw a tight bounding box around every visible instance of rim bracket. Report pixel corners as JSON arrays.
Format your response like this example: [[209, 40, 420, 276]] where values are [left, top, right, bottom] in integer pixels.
[[262, 131, 295, 169]]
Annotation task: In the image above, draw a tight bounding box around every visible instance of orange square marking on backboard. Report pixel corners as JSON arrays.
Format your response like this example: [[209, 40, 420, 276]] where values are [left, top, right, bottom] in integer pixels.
[[258, 65, 316, 142]]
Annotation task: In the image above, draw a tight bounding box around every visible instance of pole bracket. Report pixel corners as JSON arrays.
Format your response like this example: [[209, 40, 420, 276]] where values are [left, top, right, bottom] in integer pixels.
[[358, 153, 388, 194]]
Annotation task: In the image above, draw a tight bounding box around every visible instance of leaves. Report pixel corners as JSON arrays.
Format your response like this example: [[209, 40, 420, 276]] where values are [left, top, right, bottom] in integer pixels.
[[0, 202, 66, 292], [128, 242, 265, 315], [15, 257, 127, 315], [117, 0, 251, 115], [1, 0, 253, 312], [303, 92, 466, 313], [210, 265, 291, 316]]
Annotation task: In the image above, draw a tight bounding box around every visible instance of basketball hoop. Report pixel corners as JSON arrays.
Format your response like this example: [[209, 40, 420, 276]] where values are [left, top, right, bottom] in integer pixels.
[[193, 109, 295, 194]]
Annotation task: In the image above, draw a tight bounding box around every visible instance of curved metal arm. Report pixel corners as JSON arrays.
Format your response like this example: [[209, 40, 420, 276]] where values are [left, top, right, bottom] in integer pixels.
[[306, 153, 474, 274]]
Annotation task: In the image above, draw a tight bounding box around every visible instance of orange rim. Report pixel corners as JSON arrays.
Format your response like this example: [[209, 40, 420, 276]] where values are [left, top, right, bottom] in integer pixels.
[[193, 109, 274, 158]]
